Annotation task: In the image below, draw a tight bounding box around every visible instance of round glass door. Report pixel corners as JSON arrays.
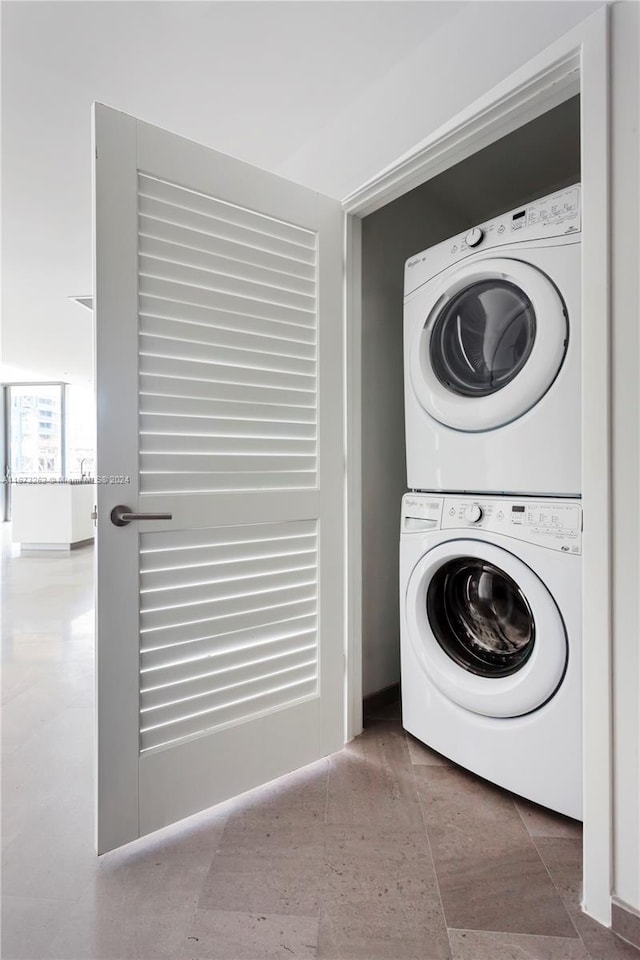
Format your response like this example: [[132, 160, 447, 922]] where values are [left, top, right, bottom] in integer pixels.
[[426, 557, 535, 678], [404, 539, 568, 718], [430, 280, 536, 398], [409, 258, 568, 432]]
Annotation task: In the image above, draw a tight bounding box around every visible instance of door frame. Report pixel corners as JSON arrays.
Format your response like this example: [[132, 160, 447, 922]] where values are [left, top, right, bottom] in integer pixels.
[[342, 6, 611, 926]]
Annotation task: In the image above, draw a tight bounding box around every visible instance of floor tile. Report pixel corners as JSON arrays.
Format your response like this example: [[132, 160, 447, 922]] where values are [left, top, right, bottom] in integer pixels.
[[449, 928, 591, 959], [180, 909, 319, 959], [318, 826, 450, 959], [0, 895, 68, 960], [199, 851, 326, 917], [47, 900, 189, 959], [534, 839, 640, 960], [2, 783, 99, 901], [200, 815, 326, 917], [416, 765, 577, 938], [82, 812, 228, 924], [318, 910, 451, 960], [326, 722, 422, 829], [531, 838, 584, 909], [219, 817, 327, 857], [322, 825, 442, 909], [225, 758, 329, 828], [514, 796, 583, 839]]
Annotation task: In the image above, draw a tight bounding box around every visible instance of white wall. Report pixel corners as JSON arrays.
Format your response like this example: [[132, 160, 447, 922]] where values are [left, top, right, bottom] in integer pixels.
[[280, 1, 601, 198], [611, 0, 640, 916]]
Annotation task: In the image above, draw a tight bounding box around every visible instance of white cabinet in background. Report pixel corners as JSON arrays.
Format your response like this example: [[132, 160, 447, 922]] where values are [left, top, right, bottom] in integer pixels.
[[11, 482, 94, 550]]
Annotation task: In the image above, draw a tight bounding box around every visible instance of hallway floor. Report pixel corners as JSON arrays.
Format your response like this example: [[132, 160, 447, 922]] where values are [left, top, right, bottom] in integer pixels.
[[1, 529, 637, 960]]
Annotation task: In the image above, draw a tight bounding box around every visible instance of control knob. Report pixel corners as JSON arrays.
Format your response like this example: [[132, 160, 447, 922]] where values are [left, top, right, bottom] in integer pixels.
[[465, 227, 484, 247], [464, 504, 483, 524]]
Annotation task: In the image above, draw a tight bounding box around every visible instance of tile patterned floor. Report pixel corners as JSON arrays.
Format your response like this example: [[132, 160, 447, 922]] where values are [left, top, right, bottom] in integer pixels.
[[1, 529, 637, 959]]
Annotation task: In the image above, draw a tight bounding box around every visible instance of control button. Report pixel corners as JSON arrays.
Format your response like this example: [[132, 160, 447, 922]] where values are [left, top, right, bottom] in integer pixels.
[[496, 510, 504, 520], [464, 504, 483, 524], [451, 244, 458, 254], [448, 507, 456, 517], [497, 224, 506, 235], [465, 227, 484, 247]]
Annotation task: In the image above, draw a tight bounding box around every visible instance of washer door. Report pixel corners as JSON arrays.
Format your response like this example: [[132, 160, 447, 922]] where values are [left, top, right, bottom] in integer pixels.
[[409, 258, 568, 432], [405, 540, 567, 718]]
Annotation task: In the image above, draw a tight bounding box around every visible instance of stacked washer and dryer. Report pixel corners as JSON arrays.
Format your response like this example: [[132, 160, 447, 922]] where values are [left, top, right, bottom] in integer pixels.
[[400, 185, 583, 819]]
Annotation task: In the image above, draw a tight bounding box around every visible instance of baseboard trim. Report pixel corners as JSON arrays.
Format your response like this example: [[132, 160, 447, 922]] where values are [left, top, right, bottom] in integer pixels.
[[362, 682, 400, 721], [612, 898, 640, 952]]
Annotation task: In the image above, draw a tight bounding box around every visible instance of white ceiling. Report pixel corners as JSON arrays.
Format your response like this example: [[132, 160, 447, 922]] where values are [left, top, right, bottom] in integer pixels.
[[1, 0, 600, 385], [0, 0, 463, 384]]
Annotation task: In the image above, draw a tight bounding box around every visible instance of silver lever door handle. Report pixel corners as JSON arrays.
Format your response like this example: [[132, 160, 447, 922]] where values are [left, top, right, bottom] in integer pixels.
[[110, 505, 173, 527]]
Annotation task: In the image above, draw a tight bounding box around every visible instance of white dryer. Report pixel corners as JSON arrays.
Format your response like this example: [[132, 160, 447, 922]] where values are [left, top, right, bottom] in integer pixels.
[[400, 492, 582, 819], [404, 185, 581, 496]]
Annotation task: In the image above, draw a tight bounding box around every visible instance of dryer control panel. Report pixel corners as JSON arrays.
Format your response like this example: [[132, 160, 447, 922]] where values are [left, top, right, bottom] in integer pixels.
[[402, 493, 582, 554], [404, 184, 581, 299]]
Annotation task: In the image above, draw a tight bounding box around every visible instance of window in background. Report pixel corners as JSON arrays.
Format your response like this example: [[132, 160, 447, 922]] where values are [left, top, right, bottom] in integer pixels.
[[9, 384, 64, 478]]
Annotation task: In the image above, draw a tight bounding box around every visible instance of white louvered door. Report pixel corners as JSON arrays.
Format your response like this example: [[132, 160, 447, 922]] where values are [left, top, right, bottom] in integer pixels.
[[93, 104, 345, 853]]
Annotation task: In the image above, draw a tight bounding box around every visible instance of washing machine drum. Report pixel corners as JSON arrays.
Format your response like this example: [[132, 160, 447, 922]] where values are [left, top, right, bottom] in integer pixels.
[[409, 258, 568, 431], [405, 540, 567, 718]]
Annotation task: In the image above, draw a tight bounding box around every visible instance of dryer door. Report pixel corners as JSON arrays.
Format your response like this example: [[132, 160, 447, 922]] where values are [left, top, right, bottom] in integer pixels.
[[405, 539, 567, 718], [409, 257, 568, 431]]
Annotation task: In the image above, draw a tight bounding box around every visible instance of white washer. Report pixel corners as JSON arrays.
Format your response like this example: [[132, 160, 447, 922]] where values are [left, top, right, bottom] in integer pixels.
[[404, 185, 581, 496], [400, 492, 582, 819]]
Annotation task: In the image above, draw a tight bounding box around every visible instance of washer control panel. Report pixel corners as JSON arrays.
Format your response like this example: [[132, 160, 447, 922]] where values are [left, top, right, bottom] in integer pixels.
[[402, 493, 582, 554]]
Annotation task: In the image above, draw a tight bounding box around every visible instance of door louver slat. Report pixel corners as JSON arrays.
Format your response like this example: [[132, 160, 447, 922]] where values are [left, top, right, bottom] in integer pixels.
[[138, 519, 318, 752], [140, 471, 316, 494], [139, 354, 314, 393], [140, 519, 316, 554], [140, 435, 316, 457], [139, 235, 316, 297], [140, 255, 315, 312], [140, 414, 316, 441], [141, 619, 316, 678], [139, 175, 316, 250], [139, 315, 316, 359], [139, 333, 315, 376], [141, 612, 318, 670], [140, 374, 315, 410], [139, 276, 315, 327], [137, 174, 318, 495], [141, 550, 317, 594], [138, 218, 316, 282], [141, 599, 317, 654], [140, 576, 317, 632], [139, 294, 316, 343], [139, 396, 316, 424], [142, 643, 316, 707], [139, 193, 314, 265]]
